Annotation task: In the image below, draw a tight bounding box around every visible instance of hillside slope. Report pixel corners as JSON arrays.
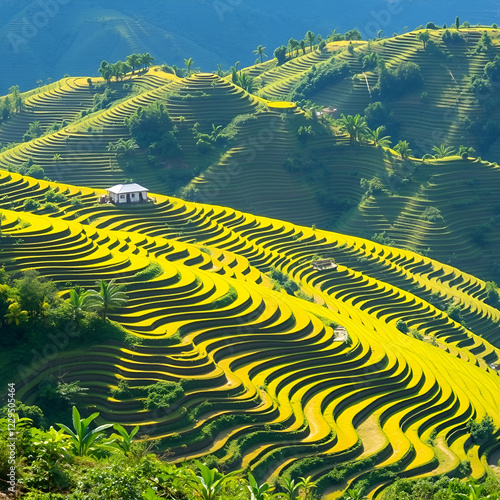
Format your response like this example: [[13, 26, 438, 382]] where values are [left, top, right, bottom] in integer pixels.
[[1, 170, 500, 496], [3, 0, 498, 93], [2, 59, 500, 286]]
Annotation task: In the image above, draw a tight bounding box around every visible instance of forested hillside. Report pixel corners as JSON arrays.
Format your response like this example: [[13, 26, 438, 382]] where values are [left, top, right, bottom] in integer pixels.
[[1, 0, 499, 92]]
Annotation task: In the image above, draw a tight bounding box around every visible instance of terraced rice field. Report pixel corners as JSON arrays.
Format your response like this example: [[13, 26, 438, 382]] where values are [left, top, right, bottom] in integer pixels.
[[255, 28, 500, 155], [1, 169, 499, 497]]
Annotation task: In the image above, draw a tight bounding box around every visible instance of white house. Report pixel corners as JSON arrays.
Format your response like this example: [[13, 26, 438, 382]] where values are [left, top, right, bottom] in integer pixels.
[[106, 183, 149, 204]]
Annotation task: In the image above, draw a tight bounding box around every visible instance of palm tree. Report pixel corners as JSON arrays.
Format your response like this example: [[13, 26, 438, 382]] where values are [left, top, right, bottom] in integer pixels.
[[52, 153, 62, 167], [67, 288, 92, 324], [253, 45, 268, 64], [366, 126, 392, 147], [184, 57, 194, 76], [306, 30, 316, 51], [339, 114, 369, 143], [86, 279, 127, 321], [126, 54, 141, 74], [234, 72, 256, 94], [394, 140, 413, 159], [4, 302, 28, 326], [418, 30, 430, 49], [431, 144, 456, 158]]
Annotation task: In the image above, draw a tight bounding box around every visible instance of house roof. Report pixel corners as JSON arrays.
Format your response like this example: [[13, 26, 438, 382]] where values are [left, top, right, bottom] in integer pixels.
[[106, 183, 149, 194]]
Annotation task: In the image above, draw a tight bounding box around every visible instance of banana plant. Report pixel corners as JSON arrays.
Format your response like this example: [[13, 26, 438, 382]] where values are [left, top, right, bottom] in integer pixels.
[[190, 461, 239, 500], [248, 472, 273, 500], [280, 477, 301, 500], [298, 476, 317, 499], [57, 406, 113, 457], [454, 483, 491, 500], [345, 487, 369, 500], [107, 423, 140, 454]]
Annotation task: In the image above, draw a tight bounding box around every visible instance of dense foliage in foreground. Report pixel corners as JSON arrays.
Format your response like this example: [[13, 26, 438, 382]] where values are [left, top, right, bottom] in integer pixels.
[[1, 406, 499, 499]]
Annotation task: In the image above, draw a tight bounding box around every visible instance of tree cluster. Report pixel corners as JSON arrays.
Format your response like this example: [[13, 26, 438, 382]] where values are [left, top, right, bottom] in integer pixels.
[[98, 53, 155, 83], [290, 59, 350, 102], [373, 61, 424, 100], [124, 101, 181, 157]]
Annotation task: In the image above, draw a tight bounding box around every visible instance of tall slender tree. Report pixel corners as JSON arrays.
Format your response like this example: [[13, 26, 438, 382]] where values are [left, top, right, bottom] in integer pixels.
[[288, 38, 299, 57], [252, 45, 268, 64], [141, 53, 155, 70], [418, 30, 430, 49], [306, 30, 316, 51]]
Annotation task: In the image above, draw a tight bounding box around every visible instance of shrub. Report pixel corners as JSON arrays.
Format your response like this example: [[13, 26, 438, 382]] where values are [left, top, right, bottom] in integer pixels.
[[442, 29, 464, 44], [143, 381, 185, 410], [467, 414, 495, 444], [363, 101, 398, 137], [133, 262, 163, 282], [360, 177, 385, 197], [23, 121, 43, 142], [445, 302, 466, 326], [22, 198, 41, 211], [374, 62, 424, 100], [27, 165, 45, 180], [371, 231, 395, 246], [360, 52, 382, 71], [125, 101, 180, 156], [396, 319, 409, 333], [70, 197, 83, 208], [485, 281, 499, 307], [409, 328, 423, 340], [290, 59, 350, 101], [274, 45, 288, 65], [44, 189, 67, 203], [212, 285, 237, 309], [196, 138, 213, 153], [297, 125, 314, 142], [420, 206, 443, 222], [110, 380, 132, 399], [42, 202, 59, 212]]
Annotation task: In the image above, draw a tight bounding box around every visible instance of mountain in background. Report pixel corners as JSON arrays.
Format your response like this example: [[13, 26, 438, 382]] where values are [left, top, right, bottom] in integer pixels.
[[1, 0, 499, 93]]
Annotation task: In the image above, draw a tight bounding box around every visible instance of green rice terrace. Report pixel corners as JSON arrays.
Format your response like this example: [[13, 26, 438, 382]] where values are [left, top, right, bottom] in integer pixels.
[[1, 25, 500, 499]]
